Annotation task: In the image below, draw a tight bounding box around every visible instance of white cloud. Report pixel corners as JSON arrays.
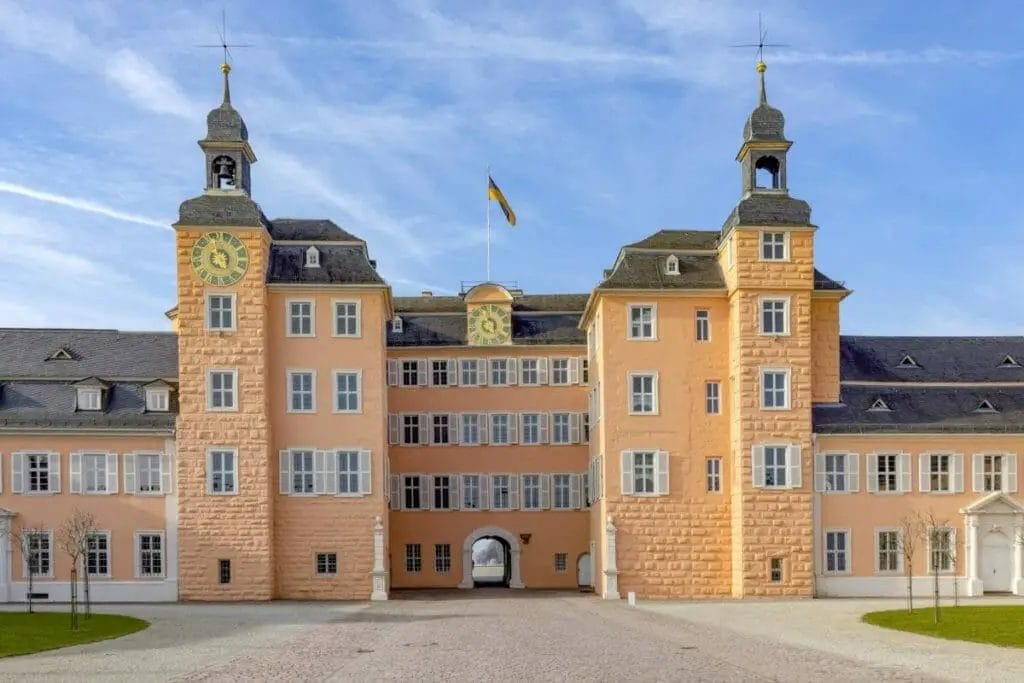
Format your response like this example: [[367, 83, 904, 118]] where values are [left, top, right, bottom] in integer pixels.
[[103, 49, 200, 120], [0, 181, 170, 230], [774, 47, 1024, 67]]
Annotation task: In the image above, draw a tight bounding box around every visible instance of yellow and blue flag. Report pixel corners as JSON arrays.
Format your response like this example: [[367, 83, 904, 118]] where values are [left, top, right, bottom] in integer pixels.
[[488, 175, 516, 227]]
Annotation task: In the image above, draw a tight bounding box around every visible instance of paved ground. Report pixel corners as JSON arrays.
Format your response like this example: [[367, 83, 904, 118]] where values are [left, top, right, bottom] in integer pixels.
[[0, 592, 1019, 681]]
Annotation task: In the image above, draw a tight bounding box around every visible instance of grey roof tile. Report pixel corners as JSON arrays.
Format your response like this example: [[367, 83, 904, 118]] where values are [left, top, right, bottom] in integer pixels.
[[624, 230, 719, 251], [0, 380, 176, 430], [386, 313, 584, 347], [722, 193, 812, 230], [598, 252, 725, 290], [266, 245, 384, 285], [814, 269, 848, 291], [0, 329, 177, 380], [269, 219, 363, 242], [840, 336, 1024, 383], [393, 294, 588, 314], [175, 194, 269, 228]]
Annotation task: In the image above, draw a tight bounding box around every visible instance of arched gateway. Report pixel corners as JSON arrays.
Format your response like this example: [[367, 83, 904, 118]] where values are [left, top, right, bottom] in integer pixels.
[[458, 526, 525, 589]]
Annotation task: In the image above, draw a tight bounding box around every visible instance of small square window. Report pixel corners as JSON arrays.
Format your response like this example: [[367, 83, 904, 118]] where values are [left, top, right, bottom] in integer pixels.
[[146, 388, 169, 412], [77, 388, 102, 411], [627, 305, 656, 340], [315, 552, 338, 576]]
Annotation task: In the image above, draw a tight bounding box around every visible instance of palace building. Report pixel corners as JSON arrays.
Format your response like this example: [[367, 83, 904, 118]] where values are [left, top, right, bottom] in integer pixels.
[[1, 61, 1022, 603]]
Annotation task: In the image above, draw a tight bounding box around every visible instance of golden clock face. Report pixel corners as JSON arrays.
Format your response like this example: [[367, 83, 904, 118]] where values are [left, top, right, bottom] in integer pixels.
[[468, 303, 511, 346], [190, 231, 249, 286]]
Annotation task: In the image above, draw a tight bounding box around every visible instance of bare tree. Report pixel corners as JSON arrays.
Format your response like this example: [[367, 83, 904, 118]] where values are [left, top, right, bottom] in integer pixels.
[[58, 510, 96, 630], [6, 522, 47, 614], [921, 509, 951, 624], [897, 512, 924, 613]]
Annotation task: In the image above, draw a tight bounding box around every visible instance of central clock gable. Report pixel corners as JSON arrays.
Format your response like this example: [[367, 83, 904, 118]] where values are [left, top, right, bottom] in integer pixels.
[[464, 283, 514, 346]]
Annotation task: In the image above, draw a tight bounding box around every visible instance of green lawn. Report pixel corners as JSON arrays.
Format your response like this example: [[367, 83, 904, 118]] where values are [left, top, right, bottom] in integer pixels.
[[0, 612, 148, 657], [863, 606, 1024, 648]]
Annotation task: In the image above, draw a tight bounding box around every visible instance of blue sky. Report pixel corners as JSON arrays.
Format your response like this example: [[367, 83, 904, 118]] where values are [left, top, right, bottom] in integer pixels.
[[1, 0, 1022, 334]]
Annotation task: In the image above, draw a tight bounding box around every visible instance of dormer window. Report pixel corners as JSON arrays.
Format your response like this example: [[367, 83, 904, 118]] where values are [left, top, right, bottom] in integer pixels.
[[1000, 355, 1021, 368], [975, 399, 998, 414], [77, 388, 102, 411], [212, 155, 236, 190], [897, 354, 919, 369], [868, 398, 891, 412], [47, 347, 74, 361], [391, 317, 403, 333], [305, 246, 320, 268], [664, 255, 679, 275], [146, 388, 170, 412]]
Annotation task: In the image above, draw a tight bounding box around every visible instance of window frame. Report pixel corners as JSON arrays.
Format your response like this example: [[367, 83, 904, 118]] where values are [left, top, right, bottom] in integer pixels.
[[705, 381, 721, 415], [626, 304, 657, 341], [205, 292, 237, 332], [928, 526, 956, 574], [315, 552, 338, 577], [762, 444, 790, 489], [206, 447, 239, 495], [23, 530, 54, 579], [759, 231, 789, 262], [285, 298, 316, 338], [823, 528, 852, 575], [206, 368, 239, 412], [695, 309, 710, 342], [145, 388, 170, 412], [759, 296, 791, 336], [332, 299, 362, 338], [405, 543, 422, 573], [77, 388, 102, 411], [760, 367, 791, 410], [706, 457, 722, 493], [628, 372, 659, 415], [875, 527, 902, 575], [135, 531, 165, 579], [286, 369, 316, 414], [85, 530, 112, 578], [332, 369, 362, 414], [434, 543, 452, 573]]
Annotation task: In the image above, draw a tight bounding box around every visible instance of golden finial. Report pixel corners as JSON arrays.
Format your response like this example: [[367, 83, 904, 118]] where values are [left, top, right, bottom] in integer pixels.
[[196, 10, 251, 105], [756, 61, 767, 74], [221, 62, 231, 74]]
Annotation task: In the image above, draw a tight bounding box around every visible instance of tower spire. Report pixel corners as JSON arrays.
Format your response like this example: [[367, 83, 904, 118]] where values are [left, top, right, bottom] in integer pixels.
[[221, 62, 232, 105], [757, 60, 767, 105]]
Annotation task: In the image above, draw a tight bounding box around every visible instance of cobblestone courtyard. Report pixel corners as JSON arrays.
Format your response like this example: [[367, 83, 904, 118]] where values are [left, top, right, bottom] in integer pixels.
[[2, 593, 1022, 681]]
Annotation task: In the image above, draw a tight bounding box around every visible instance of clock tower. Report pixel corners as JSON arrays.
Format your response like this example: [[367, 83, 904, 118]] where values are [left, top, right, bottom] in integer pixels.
[[464, 283, 513, 346], [173, 63, 276, 600]]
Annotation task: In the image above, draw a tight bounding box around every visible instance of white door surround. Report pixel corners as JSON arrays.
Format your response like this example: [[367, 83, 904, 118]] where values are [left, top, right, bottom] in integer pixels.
[[962, 492, 1024, 596], [458, 526, 524, 589]]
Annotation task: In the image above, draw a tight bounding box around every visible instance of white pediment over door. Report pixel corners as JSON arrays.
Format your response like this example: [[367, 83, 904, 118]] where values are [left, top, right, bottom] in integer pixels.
[[961, 491, 1024, 516]]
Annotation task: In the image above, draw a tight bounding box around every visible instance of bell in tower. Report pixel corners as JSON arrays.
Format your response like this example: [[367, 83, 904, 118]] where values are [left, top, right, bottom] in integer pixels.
[[212, 155, 237, 190]]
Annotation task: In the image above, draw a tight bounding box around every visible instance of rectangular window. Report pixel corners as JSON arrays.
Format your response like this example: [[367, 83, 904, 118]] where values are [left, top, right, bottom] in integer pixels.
[[462, 474, 481, 510], [550, 358, 571, 385], [208, 369, 237, 410], [490, 414, 511, 445], [877, 530, 899, 573], [82, 453, 109, 493], [291, 449, 315, 494], [581, 358, 589, 384], [316, 552, 338, 576], [760, 298, 789, 335], [764, 446, 788, 488], [403, 414, 423, 445], [405, 544, 422, 572], [761, 369, 789, 409], [982, 454, 1004, 492], [434, 544, 451, 573], [824, 454, 847, 492], [629, 373, 657, 414], [460, 414, 481, 445], [403, 476, 422, 510], [770, 557, 783, 583], [460, 359, 481, 386], [521, 413, 542, 445], [929, 527, 954, 573], [554, 553, 568, 573], [491, 474, 511, 510], [146, 389, 169, 412], [136, 453, 162, 493], [876, 454, 899, 492], [218, 559, 231, 584], [552, 474, 571, 509], [695, 310, 710, 341], [706, 458, 721, 492], [930, 454, 951, 492], [824, 530, 849, 573], [25, 532, 52, 577], [333, 301, 360, 336], [207, 294, 234, 331], [137, 533, 164, 577], [627, 304, 656, 339], [86, 533, 110, 577], [401, 360, 420, 387], [26, 453, 51, 492], [631, 451, 656, 494], [522, 474, 541, 510], [288, 300, 314, 337], [208, 449, 237, 494], [705, 381, 720, 415], [337, 450, 361, 495], [431, 414, 452, 445], [433, 475, 452, 510], [520, 358, 540, 385], [489, 358, 510, 386], [431, 360, 450, 387], [582, 412, 590, 443], [78, 388, 101, 411], [550, 413, 571, 444], [288, 371, 315, 412], [334, 371, 360, 412], [761, 231, 787, 261]]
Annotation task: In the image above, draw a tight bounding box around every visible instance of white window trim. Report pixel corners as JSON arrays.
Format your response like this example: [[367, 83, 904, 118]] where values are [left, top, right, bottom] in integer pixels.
[[866, 452, 911, 495], [427, 358, 453, 388], [125, 451, 170, 496], [758, 295, 791, 336], [134, 530, 166, 579], [927, 526, 957, 575], [86, 530, 112, 579], [77, 388, 102, 411], [22, 529, 54, 579], [333, 448, 372, 498], [706, 457, 723, 494], [695, 309, 711, 342], [205, 292, 237, 333], [305, 246, 321, 268], [760, 367, 791, 411], [874, 526, 903, 575], [815, 451, 858, 495], [314, 551, 338, 577], [627, 371, 659, 415], [705, 380, 721, 415], [626, 303, 658, 341], [73, 450, 118, 495], [205, 367, 239, 412], [332, 369, 363, 414], [332, 299, 362, 338], [206, 447, 239, 495], [759, 230, 790, 262], [285, 298, 316, 338], [145, 387, 170, 412], [621, 449, 669, 497], [286, 369, 317, 414], [664, 255, 679, 275], [754, 443, 800, 490], [920, 451, 963, 495], [13, 451, 59, 495], [973, 452, 1017, 493], [823, 528, 853, 576]]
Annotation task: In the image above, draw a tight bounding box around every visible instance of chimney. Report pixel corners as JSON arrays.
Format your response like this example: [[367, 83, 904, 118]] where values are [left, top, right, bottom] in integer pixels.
[[421, 290, 433, 297]]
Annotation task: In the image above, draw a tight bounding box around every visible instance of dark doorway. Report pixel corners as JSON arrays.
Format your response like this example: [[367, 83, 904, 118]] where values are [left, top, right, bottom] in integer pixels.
[[471, 537, 510, 587]]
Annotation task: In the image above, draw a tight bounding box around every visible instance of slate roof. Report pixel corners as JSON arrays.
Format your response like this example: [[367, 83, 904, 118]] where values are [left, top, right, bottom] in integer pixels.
[[204, 101, 248, 142], [0, 329, 178, 379], [269, 219, 363, 243], [743, 103, 786, 142], [598, 252, 726, 290], [387, 314, 584, 347], [722, 193, 812, 230], [623, 230, 719, 251], [175, 194, 268, 228], [814, 269, 847, 291], [840, 336, 1024, 383], [0, 381, 176, 431], [813, 385, 1024, 434], [267, 244, 384, 285], [393, 294, 589, 314]]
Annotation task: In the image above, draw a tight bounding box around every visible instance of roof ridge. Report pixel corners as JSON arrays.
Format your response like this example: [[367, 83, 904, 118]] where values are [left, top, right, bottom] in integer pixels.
[[0, 328, 176, 335]]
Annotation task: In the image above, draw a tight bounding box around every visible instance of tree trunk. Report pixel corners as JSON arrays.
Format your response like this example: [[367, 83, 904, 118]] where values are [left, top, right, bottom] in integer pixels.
[[69, 566, 78, 631], [83, 559, 91, 618], [933, 559, 941, 624], [906, 560, 913, 613], [26, 558, 34, 615]]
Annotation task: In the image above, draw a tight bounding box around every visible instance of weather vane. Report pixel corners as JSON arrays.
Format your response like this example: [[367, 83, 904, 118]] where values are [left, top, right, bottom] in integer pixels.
[[730, 13, 788, 66], [196, 9, 252, 72]]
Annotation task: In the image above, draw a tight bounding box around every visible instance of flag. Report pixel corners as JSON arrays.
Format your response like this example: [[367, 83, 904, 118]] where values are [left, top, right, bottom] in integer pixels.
[[488, 175, 516, 227]]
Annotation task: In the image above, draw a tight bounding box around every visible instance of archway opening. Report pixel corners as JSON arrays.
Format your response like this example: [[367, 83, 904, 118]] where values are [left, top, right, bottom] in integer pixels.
[[754, 155, 781, 189], [471, 537, 510, 587]]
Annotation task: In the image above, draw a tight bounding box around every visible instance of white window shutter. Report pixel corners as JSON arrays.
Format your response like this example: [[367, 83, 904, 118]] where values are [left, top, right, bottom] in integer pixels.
[[418, 414, 429, 445], [358, 450, 372, 494], [419, 475, 432, 510], [480, 474, 491, 510], [388, 414, 400, 445], [1007, 455, 1018, 493], [899, 453, 912, 493], [621, 451, 634, 495], [106, 453, 119, 494], [953, 454, 964, 493], [387, 359, 399, 386], [417, 359, 428, 386], [919, 454, 930, 492], [972, 454, 984, 493], [569, 413, 581, 444], [538, 358, 549, 384], [570, 474, 582, 509], [788, 445, 802, 488], [656, 451, 669, 494], [124, 453, 137, 495], [448, 414, 460, 445], [49, 453, 60, 492], [279, 450, 290, 495], [70, 452, 82, 494], [866, 454, 878, 493], [324, 451, 338, 494], [11, 453, 23, 494], [314, 451, 327, 494], [814, 453, 826, 493], [751, 446, 766, 488], [507, 358, 518, 385], [389, 475, 401, 510], [539, 413, 550, 443], [449, 473, 460, 509], [569, 358, 580, 384], [540, 473, 551, 509], [161, 453, 172, 494], [848, 453, 860, 492], [446, 359, 458, 386], [508, 414, 519, 444], [509, 475, 520, 510], [479, 413, 489, 444], [476, 359, 488, 385]]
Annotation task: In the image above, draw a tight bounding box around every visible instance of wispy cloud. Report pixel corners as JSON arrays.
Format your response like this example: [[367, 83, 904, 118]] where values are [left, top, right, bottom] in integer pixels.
[[774, 47, 1024, 67], [103, 49, 200, 120], [0, 181, 170, 229]]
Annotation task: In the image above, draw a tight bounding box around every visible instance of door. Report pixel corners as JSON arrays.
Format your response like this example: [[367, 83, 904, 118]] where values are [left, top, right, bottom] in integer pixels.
[[981, 532, 1013, 592], [577, 553, 592, 587]]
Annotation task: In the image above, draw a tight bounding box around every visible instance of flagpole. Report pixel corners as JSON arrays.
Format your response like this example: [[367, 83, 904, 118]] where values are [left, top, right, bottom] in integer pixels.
[[486, 165, 492, 282]]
